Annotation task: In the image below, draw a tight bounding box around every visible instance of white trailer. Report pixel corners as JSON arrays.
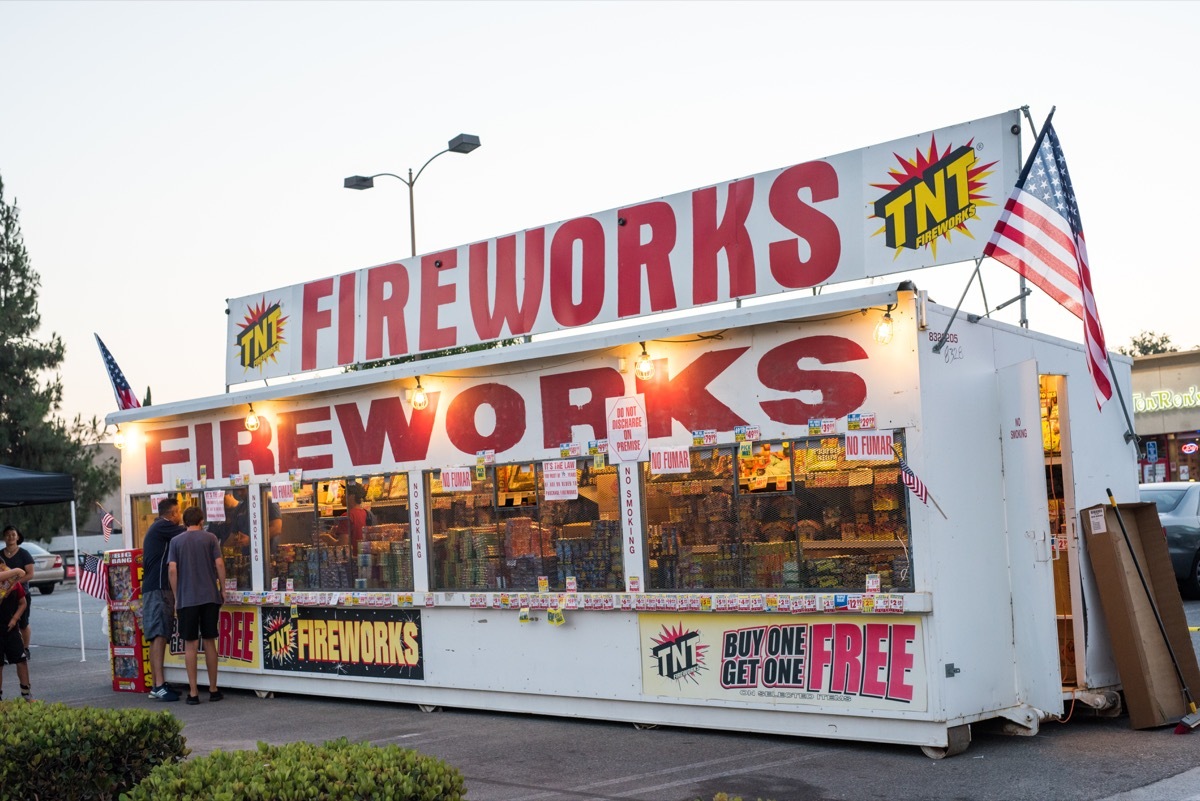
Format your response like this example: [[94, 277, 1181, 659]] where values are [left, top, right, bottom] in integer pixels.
[[111, 282, 1135, 757]]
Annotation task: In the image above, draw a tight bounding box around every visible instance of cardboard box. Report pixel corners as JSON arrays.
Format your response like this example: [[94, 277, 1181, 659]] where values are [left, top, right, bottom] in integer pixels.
[[1082, 502, 1200, 728]]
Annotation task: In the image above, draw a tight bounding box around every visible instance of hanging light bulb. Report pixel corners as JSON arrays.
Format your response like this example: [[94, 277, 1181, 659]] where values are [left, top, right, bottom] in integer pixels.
[[113, 426, 125, 450], [873, 307, 895, 345], [634, 342, 655, 381], [244, 403, 260, 432], [411, 377, 429, 410]]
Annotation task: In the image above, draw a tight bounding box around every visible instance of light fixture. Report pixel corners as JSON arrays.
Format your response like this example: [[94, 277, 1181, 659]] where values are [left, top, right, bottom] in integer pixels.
[[634, 342, 655, 381], [411, 377, 429, 410], [343, 133, 482, 258], [244, 403, 261, 432], [113, 425, 125, 450], [873, 306, 895, 345]]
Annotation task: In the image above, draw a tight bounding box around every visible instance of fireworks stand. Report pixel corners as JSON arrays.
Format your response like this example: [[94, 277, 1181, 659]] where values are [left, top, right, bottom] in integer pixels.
[[105, 110, 1139, 756]]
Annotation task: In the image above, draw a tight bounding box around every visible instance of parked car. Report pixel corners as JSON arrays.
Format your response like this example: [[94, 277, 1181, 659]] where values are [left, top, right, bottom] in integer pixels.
[[1139, 482, 1200, 597], [20, 542, 66, 595]]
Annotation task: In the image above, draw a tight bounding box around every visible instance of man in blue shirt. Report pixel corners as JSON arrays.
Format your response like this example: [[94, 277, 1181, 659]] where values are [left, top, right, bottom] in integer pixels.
[[142, 497, 184, 701]]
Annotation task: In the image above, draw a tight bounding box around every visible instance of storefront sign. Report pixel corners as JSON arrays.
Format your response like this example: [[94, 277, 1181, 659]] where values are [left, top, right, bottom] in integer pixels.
[[440, 467, 473, 492], [640, 613, 926, 711], [844, 431, 895, 461], [1133, 387, 1200, 414], [542, 459, 579, 500], [260, 606, 423, 680], [607, 395, 648, 463], [166, 605, 262, 670], [204, 489, 226, 522], [649, 446, 691, 474], [133, 320, 908, 486], [226, 113, 1019, 384]]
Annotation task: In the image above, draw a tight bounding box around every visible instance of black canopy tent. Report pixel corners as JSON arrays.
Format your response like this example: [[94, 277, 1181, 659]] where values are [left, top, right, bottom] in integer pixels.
[[0, 464, 75, 507], [0, 464, 87, 660]]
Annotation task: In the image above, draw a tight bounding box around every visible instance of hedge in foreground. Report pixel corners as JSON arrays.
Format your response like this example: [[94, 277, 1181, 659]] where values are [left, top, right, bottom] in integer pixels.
[[0, 700, 187, 800], [122, 737, 466, 801]]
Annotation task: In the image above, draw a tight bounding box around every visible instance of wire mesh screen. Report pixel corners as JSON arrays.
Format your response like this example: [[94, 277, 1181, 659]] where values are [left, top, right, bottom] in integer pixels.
[[643, 434, 913, 592]]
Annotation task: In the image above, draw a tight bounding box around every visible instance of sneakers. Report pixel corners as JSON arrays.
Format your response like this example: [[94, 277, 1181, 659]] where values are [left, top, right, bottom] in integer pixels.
[[149, 684, 180, 702], [185, 694, 200, 705], [208, 690, 224, 702]]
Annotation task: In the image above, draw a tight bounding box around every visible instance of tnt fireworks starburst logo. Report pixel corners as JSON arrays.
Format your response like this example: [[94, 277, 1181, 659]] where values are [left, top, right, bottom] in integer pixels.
[[870, 135, 997, 259], [649, 623, 708, 686], [235, 297, 288, 372], [263, 610, 297, 666]]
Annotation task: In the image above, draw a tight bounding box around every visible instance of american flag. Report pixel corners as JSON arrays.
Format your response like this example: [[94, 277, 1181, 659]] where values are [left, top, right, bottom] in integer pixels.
[[78, 552, 109, 601], [94, 334, 141, 411], [984, 116, 1112, 409], [101, 510, 115, 543], [898, 457, 928, 505]]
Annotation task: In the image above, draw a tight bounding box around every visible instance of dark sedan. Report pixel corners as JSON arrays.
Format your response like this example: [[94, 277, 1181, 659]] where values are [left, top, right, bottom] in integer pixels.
[[1140, 482, 1200, 597]]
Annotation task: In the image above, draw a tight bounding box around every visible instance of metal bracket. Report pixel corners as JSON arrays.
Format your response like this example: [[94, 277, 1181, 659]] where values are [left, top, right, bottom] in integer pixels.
[[944, 663, 962, 678]]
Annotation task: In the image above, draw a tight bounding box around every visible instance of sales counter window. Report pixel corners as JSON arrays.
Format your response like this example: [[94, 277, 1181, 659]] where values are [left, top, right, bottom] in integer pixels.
[[642, 434, 913, 593], [268, 475, 412, 591], [128, 489, 252, 590], [428, 461, 621, 592], [207, 487, 252, 590]]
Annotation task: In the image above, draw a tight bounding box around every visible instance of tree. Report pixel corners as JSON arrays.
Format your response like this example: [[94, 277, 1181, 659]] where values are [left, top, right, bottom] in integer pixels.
[[0, 173, 118, 541], [1117, 330, 1178, 357]]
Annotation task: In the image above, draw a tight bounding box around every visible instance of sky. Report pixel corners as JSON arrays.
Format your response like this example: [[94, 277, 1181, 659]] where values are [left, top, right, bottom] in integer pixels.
[[1, 1, 1196, 433]]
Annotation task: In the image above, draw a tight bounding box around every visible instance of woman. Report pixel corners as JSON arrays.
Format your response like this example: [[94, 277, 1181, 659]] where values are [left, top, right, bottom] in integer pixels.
[[1, 525, 34, 659]]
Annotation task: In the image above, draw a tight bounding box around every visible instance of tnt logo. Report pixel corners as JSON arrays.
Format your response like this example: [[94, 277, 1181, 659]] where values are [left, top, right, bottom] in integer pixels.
[[236, 298, 288, 371], [871, 137, 996, 256], [649, 623, 708, 684]]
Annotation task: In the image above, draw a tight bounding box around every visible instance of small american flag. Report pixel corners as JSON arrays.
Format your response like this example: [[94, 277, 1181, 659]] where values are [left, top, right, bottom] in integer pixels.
[[78, 553, 109, 601], [898, 457, 928, 505], [101, 510, 115, 543], [94, 334, 141, 411], [984, 114, 1112, 410]]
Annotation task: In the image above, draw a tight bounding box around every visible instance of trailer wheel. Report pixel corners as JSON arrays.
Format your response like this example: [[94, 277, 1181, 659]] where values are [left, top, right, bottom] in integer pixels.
[[418, 704, 442, 713], [920, 724, 970, 759]]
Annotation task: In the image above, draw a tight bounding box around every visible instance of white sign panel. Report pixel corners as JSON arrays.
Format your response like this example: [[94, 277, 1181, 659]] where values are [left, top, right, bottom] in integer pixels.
[[440, 467, 473, 492], [607, 395, 649, 463], [226, 112, 1021, 384], [542, 460, 579, 501], [649, 446, 692, 474], [270, 481, 295, 504], [204, 489, 226, 522], [844, 431, 896, 461]]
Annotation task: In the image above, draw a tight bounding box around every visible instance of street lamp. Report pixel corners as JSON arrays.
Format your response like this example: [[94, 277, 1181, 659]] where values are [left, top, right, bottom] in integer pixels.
[[344, 133, 482, 258]]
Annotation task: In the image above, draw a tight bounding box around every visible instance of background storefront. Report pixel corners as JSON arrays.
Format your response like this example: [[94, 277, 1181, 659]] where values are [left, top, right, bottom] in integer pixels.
[[1132, 350, 1200, 482]]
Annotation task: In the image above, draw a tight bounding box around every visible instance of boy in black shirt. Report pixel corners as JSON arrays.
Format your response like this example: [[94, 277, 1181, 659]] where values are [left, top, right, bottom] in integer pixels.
[[0, 564, 31, 700]]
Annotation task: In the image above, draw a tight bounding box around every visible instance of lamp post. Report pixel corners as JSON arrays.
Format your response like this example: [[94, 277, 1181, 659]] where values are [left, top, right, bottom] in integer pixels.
[[344, 133, 481, 258]]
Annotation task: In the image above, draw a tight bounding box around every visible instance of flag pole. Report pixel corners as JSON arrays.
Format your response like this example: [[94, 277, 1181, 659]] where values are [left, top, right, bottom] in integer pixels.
[[1105, 351, 1140, 446], [71, 501, 86, 662]]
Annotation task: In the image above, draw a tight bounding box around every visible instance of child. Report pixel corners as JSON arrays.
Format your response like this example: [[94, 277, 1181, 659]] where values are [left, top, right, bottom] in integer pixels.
[[0, 565, 31, 701]]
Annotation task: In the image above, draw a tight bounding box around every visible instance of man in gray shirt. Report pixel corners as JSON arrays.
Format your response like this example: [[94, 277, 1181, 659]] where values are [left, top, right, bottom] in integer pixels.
[[168, 506, 226, 705]]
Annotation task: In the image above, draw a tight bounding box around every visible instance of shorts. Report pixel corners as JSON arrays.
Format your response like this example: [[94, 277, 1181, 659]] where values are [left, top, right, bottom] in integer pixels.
[[1, 625, 25, 665], [177, 603, 220, 642], [141, 589, 176, 640]]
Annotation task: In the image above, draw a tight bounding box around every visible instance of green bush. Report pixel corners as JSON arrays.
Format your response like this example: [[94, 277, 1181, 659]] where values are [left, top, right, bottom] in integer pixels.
[[0, 700, 187, 800], [122, 737, 466, 801]]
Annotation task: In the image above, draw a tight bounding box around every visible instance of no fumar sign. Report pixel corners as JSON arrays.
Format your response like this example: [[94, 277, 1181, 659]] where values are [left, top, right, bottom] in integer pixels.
[[606, 394, 648, 463]]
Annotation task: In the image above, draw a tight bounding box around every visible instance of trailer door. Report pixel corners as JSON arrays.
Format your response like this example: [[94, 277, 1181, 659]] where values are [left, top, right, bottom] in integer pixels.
[[997, 360, 1063, 716]]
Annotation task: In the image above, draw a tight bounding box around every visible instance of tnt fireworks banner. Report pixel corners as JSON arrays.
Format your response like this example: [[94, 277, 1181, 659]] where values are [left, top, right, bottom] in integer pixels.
[[640, 613, 927, 712], [260, 606, 423, 680], [227, 111, 1021, 384], [166, 604, 263, 670]]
